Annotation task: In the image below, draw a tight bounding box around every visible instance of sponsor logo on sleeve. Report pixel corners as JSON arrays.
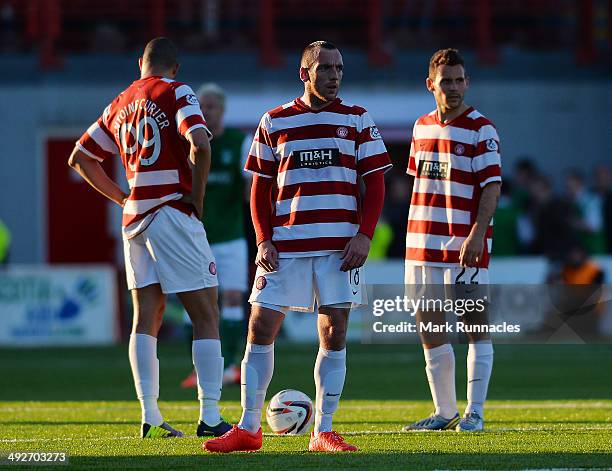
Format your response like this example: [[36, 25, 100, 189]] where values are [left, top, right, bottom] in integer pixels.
[[186, 94, 199, 106], [370, 126, 381, 140], [209, 262, 217, 275], [486, 138, 498, 152]]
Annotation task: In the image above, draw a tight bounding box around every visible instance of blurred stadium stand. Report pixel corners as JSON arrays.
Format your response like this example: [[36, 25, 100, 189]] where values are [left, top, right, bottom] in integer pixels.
[[2, 1, 611, 67]]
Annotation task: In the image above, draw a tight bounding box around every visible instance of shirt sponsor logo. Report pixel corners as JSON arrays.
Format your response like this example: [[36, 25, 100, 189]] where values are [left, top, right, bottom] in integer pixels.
[[294, 148, 340, 169], [209, 262, 217, 275], [486, 138, 498, 151], [186, 94, 199, 105], [418, 160, 449, 179], [454, 143, 465, 155], [336, 126, 349, 138], [370, 126, 381, 139]]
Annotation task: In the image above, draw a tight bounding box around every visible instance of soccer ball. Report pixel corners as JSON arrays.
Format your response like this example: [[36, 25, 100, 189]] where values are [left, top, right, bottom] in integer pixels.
[[266, 389, 314, 435]]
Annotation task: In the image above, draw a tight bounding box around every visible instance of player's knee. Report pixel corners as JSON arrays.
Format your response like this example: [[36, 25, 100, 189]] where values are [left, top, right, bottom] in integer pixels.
[[247, 317, 277, 344], [191, 306, 219, 328], [320, 323, 347, 346], [155, 301, 166, 321], [248, 324, 274, 344], [132, 311, 159, 336], [467, 331, 491, 343]]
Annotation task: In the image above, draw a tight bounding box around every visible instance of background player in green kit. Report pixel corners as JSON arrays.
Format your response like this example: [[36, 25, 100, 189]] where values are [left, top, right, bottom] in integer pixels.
[[181, 83, 252, 388]]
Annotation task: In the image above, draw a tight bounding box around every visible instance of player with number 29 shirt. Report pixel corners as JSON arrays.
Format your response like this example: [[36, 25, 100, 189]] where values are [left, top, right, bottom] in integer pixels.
[[69, 37, 231, 440]]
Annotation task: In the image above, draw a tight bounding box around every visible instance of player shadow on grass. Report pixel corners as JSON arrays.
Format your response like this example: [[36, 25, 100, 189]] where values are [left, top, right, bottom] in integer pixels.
[[67, 452, 612, 470], [0, 420, 141, 426]]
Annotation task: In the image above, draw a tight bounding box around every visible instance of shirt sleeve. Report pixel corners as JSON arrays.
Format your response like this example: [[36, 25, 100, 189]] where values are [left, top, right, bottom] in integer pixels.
[[359, 171, 386, 239], [76, 108, 119, 162], [355, 111, 392, 176], [244, 113, 279, 179], [407, 123, 417, 176], [174, 84, 212, 140], [472, 123, 502, 187], [250, 175, 274, 244]]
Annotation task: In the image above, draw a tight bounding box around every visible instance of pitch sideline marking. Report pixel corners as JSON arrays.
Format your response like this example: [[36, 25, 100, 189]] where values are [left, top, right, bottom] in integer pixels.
[[2, 401, 612, 413]]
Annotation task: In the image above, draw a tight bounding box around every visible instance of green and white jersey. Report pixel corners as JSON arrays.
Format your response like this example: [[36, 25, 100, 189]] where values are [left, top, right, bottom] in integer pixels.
[[203, 128, 251, 244]]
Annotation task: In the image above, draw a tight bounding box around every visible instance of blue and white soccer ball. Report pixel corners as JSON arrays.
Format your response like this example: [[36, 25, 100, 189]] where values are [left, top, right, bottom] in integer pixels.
[[266, 389, 314, 435]]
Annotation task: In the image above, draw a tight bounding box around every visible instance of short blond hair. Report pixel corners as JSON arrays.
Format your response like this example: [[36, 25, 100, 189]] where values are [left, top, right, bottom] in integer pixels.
[[196, 82, 225, 108]]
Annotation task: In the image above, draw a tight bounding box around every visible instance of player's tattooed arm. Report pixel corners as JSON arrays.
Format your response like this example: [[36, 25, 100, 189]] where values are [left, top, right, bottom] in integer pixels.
[[185, 127, 212, 218], [68, 148, 128, 207], [459, 182, 501, 267]]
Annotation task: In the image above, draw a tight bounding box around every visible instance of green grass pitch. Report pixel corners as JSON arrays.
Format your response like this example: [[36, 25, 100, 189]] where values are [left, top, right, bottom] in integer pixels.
[[1, 343, 611, 469]]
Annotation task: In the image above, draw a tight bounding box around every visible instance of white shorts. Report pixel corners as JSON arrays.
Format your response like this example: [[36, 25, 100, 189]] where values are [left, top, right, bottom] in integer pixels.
[[123, 205, 218, 294], [404, 265, 489, 285], [249, 252, 365, 313], [404, 264, 489, 302], [210, 238, 248, 292]]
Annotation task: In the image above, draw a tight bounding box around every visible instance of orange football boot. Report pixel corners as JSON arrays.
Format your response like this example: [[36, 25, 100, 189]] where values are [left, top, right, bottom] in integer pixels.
[[308, 431, 358, 452], [180, 370, 197, 389], [203, 425, 262, 453]]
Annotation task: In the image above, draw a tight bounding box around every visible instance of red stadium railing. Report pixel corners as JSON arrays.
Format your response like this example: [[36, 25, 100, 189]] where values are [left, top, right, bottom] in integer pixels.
[[1, 0, 609, 69]]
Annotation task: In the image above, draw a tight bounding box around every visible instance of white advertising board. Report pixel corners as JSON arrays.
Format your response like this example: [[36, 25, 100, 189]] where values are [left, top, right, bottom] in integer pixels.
[[0, 265, 119, 346]]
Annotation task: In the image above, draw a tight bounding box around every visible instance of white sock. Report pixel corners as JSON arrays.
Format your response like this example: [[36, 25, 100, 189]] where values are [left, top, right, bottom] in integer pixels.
[[128, 333, 163, 426], [424, 344, 457, 419], [193, 339, 223, 425], [314, 347, 346, 435], [466, 341, 494, 418], [238, 343, 274, 433]]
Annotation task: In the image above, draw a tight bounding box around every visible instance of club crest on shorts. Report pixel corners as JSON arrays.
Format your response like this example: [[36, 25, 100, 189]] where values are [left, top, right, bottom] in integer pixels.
[[209, 262, 217, 275], [256, 276, 267, 290], [336, 126, 348, 138], [454, 143, 465, 155]]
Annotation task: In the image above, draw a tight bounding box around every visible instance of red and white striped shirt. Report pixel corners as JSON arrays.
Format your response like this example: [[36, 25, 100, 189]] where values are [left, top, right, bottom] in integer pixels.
[[77, 76, 210, 239], [245, 97, 392, 257], [406, 107, 501, 268]]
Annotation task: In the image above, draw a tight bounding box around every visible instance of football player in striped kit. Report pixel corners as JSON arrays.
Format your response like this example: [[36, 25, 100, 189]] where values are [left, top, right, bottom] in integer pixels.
[[403, 49, 501, 432], [68, 38, 230, 439], [204, 41, 391, 453]]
